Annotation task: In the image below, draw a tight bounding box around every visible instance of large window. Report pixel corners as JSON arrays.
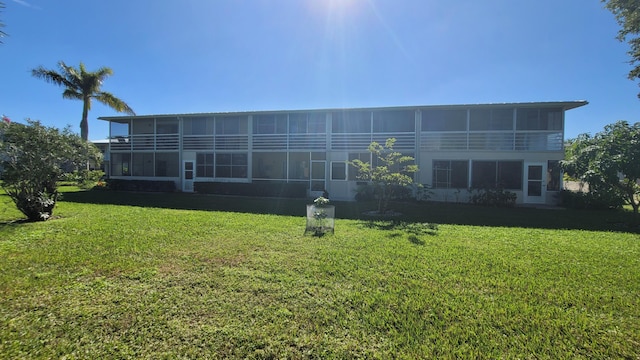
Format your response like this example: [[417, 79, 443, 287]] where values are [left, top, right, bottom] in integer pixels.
[[110, 121, 130, 137], [215, 153, 247, 178], [433, 160, 469, 189], [216, 116, 248, 134], [422, 109, 467, 131], [516, 108, 562, 130], [331, 162, 347, 180], [252, 152, 286, 179], [155, 152, 179, 177], [288, 152, 310, 180], [470, 108, 513, 131], [471, 160, 522, 189], [253, 114, 287, 134], [332, 111, 371, 133], [373, 110, 414, 132], [289, 113, 326, 134], [110, 153, 130, 176], [132, 118, 154, 134], [547, 160, 561, 191], [132, 153, 154, 176], [184, 117, 214, 135], [348, 152, 370, 180], [156, 119, 179, 134], [196, 153, 214, 177]]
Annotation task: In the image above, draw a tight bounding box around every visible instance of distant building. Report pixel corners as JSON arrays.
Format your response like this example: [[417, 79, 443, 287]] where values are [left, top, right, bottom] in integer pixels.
[[98, 101, 587, 205]]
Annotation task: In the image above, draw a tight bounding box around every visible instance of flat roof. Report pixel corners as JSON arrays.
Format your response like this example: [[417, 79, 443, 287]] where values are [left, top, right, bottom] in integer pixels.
[[98, 100, 588, 121]]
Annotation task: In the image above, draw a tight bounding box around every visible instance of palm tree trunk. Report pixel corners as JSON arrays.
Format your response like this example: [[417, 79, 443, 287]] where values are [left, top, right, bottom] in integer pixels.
[[80, 98, 90, 141]]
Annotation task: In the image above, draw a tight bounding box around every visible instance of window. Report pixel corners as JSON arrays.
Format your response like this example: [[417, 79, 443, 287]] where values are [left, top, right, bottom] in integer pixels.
[[332, 111, 371, 133], [132, 118, 154, 134], [547, 160, 561, 191], [288, 152, 310, 180], [289, 113, 326, 134], [184, 117, 214, 135], [132, 153, 154, 176], [110, 121, 130, 137], [216, 116, 248, 134], [252, 152, 286, 179], [216, 153, 247, 178], [156, 119, 179, 134], [470, 108, 513, 130], [471, 160, 522, 189], [433, 160, 469, 189], [155, 152, 179, 177], [422, 109, 467, 131], [110, 153, 130, 176], [196, 153, 214, 177], [348, 152, 370, 180], [516, 108, 562, 130], [253, 114, 287, 134], [373, 110, 414, 132], [331, 162, 347, 180]]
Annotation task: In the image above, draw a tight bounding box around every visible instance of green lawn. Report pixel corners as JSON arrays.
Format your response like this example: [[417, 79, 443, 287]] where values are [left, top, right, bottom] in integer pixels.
[[1, 189, 639, 359]]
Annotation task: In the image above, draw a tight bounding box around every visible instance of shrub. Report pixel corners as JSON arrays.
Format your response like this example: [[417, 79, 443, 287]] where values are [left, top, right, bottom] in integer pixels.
[[106, 179, 176, 192], [194, 181, 307, 198], [557, 189, 623, 210], [469, 187, 517, 207]]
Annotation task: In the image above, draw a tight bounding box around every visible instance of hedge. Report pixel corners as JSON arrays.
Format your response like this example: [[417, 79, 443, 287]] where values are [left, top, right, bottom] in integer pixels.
[[106, 179, 176, 192], [194, 181, 307, 198]]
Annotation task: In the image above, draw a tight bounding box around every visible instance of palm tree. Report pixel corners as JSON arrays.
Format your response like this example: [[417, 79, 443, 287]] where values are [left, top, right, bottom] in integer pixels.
[[32, 61, 135, 141]]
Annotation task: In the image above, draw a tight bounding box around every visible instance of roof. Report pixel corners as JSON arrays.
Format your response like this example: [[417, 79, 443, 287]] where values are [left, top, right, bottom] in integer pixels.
[[98, 100, 589, 121]]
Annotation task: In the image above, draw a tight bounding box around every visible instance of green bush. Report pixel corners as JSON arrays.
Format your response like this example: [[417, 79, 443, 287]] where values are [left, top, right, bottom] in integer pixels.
[[106, 179, 176, 192], [557, 189, 624, 210], [469, 187, 517, 207], [195, 181, 307, 198]]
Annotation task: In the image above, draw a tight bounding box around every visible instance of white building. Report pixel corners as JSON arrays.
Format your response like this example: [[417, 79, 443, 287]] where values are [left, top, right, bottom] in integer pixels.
[[98, 100, 587, 205]]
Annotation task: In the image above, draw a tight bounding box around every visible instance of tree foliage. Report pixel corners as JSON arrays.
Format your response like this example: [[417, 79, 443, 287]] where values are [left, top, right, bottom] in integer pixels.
[[561, 120, 640, 213], [603, 0, 640, 98], [0, 119, 102, 221], [0, 1, 6, 43], [349, 138, 419, 214], [31, 61, 135, 141]]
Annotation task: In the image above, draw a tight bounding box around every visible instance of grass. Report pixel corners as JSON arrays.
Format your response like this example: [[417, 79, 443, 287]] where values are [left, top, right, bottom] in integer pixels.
[[1, 188, 639, 358]]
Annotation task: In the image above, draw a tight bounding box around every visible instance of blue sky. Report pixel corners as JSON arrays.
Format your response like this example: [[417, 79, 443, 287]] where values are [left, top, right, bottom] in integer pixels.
[[0, 0, 638, 141]]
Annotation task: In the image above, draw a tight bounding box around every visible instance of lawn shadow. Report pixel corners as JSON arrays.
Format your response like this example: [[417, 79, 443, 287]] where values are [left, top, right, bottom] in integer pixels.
[[59, 189, 640, 234]]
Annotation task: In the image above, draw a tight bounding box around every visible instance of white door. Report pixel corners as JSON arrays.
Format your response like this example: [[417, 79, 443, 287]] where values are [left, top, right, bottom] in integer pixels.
[[182, 161, 194, 192], [524, 162, 546, 204]]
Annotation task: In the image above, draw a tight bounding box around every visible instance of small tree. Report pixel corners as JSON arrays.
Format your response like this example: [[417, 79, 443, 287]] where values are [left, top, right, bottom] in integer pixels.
[[349, 138, 419, 214], [0, 119, 102, 221], [561, 120, 640, 213]]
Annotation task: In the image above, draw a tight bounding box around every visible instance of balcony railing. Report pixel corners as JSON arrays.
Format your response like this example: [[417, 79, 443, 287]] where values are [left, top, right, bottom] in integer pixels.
[[109, 134, 179, 151], [421, 131, 563, 151]]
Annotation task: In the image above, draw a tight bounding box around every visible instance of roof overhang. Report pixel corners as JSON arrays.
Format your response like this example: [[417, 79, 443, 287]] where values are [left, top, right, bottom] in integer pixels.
[[98, 100, 589, 122]]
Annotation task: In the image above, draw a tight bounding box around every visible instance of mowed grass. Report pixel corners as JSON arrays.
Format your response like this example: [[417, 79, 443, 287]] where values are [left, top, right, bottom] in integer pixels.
[[0, 189, 639, 358]]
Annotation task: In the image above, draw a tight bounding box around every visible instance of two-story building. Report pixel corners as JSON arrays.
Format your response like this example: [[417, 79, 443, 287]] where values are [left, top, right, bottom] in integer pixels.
[[98, 100, 587, 205]]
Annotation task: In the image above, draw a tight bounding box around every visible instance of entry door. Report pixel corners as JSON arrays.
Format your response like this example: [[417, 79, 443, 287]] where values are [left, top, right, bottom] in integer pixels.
[[310, 161, 326, 195], [524, 162, 546, 204], [183, 161, 194, 192]]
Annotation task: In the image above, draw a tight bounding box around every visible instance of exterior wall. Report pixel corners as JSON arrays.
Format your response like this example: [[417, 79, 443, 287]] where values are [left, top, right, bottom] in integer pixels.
[[100, 102, 586, 204]]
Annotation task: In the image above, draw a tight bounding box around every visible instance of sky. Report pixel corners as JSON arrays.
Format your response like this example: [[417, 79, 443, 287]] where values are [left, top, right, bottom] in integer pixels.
[[0, 0, 639, 141]]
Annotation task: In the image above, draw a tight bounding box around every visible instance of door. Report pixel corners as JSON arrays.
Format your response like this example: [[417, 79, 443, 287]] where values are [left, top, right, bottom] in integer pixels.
[[524, 162, 546, 204], [183, 161, 194, 192], [310, 160, 326, 196]]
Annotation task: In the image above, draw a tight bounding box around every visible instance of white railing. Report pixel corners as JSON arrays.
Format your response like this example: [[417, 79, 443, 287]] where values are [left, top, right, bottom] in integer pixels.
[[421, 131, 563, 151], [183, 135, 214, 150], [289, 134, 326, 150], [215, 135, 248, 150], [331, 133, 372, 150], [372, 133, 415, 150], [253, 134, 288, 150]]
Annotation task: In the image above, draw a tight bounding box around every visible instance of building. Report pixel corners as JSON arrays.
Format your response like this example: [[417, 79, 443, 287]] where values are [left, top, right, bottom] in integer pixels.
[[98, 101, 587, 205]]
